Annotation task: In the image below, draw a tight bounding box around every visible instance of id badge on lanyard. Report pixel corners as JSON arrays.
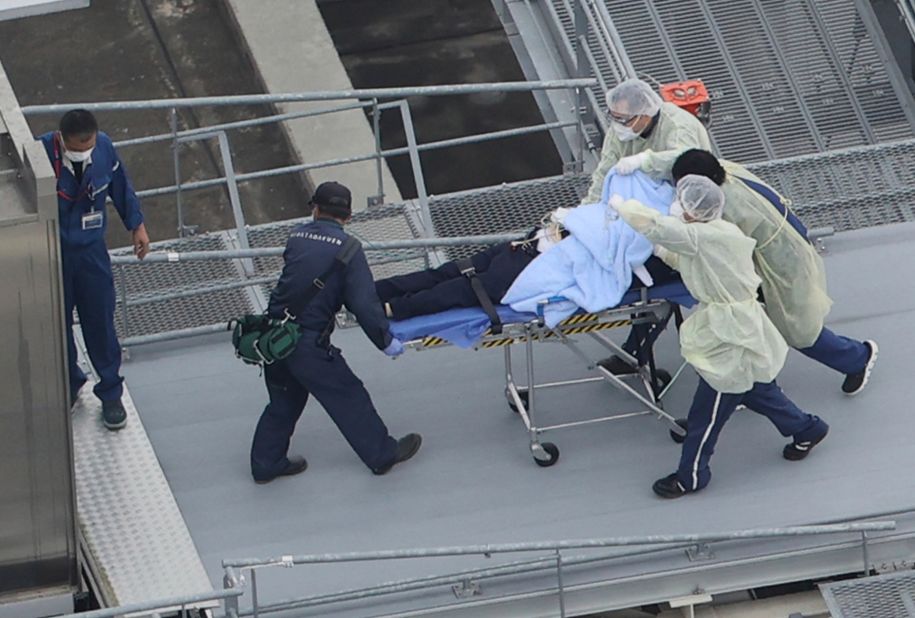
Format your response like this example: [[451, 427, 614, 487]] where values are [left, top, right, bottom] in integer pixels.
[[82, 210, 103, 230]]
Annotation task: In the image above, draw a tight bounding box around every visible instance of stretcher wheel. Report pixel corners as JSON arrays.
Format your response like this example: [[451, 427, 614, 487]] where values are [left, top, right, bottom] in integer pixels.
[[506, 388, 529, 414], [533, 442, 560, 467], [670, 418, 688, 444]]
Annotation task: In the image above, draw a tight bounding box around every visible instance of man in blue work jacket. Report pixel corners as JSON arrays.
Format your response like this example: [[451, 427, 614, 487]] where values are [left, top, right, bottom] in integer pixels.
[[41, 109, 150, 431], [250, 181, 422, 483]]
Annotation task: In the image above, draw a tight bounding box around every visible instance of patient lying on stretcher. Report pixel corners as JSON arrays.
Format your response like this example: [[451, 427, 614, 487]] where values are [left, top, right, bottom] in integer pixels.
[[376, 212, 679, 322]]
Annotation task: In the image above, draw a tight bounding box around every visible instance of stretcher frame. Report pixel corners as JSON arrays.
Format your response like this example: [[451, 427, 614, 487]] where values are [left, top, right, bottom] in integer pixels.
[[404, 290, 689, 466]]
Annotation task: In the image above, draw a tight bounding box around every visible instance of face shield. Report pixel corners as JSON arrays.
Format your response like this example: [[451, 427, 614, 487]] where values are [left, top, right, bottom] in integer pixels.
[[606, 79, 662, 119]]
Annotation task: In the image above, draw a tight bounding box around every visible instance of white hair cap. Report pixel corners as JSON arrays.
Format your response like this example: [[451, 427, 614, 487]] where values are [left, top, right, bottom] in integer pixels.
[[676, 174, 725, 222], [605, 78, 663, 117]]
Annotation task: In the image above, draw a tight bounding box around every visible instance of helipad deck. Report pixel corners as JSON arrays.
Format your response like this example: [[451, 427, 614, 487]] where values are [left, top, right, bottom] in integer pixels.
[[108, 220, 915, 616]]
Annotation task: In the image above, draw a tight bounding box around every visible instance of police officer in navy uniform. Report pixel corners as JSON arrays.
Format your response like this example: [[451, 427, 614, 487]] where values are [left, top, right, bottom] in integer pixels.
[[250, 181, 422, 483], [40, 109, 150, 431]]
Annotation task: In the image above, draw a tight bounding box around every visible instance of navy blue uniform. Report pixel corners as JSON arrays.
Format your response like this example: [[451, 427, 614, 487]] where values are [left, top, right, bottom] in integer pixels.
[[676, 379, 827, 492], [40, 131, 143, 403], [250, 218, 399, 478], [376, 241, 537, 320]]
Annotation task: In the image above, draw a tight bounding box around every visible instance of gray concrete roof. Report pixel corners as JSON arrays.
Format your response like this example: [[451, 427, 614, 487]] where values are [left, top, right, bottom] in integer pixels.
[[121, 220, 915, 617]]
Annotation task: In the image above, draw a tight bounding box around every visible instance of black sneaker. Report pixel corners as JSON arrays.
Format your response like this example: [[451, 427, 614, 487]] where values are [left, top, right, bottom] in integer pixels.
[[783, 422, 829, 461], [652, 473, 691, 499], [374, 433, 422, 476], [254, 456, 308, 484], [596, 355, 638, 375], [841, 340, 878, 396], [101, 399, 128, 431]]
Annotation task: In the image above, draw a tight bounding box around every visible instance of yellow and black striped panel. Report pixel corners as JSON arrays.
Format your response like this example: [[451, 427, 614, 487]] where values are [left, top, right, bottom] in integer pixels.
[[480, 337, 520, 348], [558, 312, 602, 326], [556, 317, 631, 335], [419, 316, 633, 349]]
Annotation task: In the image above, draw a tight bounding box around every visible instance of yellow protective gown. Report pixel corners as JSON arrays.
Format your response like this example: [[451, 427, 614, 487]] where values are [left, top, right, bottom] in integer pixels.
[[615, 199, 788, 394], [640, 153, 832, 348], [584, 102, 711, 204]]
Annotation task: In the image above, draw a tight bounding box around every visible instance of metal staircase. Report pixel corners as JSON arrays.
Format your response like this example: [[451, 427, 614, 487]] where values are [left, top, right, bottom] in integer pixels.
[[541, 0, 915, 161]]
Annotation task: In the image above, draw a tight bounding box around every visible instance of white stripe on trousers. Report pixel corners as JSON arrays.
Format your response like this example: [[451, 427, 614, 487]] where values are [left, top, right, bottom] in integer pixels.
[[692, 391, 722, 491]]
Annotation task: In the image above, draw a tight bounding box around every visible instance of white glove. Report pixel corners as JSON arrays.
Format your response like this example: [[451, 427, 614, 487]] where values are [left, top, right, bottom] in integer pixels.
[[608, 194, 624, 212], [613, 152, 648, 175], [653, 244, 672, 262], [550, 207, 571, 224]]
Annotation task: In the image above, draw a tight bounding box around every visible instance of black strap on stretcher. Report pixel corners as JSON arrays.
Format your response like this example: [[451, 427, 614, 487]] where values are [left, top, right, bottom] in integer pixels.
[[456, 257, 503, 334]]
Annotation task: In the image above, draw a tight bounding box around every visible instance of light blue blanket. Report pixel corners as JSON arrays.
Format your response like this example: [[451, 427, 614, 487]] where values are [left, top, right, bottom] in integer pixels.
[[501, 171, 675, 327]]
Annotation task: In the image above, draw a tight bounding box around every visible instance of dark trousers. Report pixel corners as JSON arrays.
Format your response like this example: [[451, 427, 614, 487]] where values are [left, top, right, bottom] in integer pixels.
[[62, 240, 124, 402], [620, 256, 682, 356], [676, 378, 826, 491], [797, 327, 869, 375], [250, 336, 398, 479], [376, 242, 536, 320]]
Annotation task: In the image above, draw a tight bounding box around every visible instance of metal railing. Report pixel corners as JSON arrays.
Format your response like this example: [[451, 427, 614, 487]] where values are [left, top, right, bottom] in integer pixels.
[[23, 80, 594, 239], [55, 588, 242, 618], [20, 81, 598, 114], [217, 522, 896, 618], [109, 231, 521, 347], [22, 79, 595, 346], [100, 132, 915, 349], [896, 1, 915, 60]]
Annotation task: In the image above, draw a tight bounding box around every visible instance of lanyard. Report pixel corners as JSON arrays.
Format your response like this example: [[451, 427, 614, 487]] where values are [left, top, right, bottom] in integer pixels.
[[53, 133, 93, 204]]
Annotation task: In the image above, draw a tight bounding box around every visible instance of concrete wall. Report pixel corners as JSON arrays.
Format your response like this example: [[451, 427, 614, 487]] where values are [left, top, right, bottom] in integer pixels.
[[224, 0, 402, 211]]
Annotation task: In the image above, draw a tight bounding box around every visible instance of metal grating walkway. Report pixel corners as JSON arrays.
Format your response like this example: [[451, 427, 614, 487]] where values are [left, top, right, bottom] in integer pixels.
[[246, 202, 428, 282], [111, 136, 915, 341], [111, 234, 253, 340], [428, 174, 588, 260], [547, 0, 915, 162], [821, 570, 915, 617]]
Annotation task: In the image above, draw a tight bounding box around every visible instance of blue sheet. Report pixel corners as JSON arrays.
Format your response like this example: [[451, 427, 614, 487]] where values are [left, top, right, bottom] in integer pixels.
[[390, 281, 695, 349], [502, 171, 676, 327]]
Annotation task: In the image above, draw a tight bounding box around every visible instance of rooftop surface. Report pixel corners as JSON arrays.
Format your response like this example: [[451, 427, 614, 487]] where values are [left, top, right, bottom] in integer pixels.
[[114, 219, 915, 616]]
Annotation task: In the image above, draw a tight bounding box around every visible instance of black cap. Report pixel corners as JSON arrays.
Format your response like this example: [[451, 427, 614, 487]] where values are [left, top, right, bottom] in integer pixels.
[[308, 181, 352, 212]]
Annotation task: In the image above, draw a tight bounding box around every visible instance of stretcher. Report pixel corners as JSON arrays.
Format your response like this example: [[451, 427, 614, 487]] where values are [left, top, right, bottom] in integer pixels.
[[389, 282, 695, 466]]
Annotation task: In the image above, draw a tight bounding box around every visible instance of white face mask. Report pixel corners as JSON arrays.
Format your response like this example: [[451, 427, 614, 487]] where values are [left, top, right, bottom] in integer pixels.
[[669, 199, 686, 221], [611, 122, 640, 142], [64, 147, 93, 163]]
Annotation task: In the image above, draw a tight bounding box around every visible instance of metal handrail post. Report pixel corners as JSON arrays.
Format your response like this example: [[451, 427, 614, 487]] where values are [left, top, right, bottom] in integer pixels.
[[399, 99, 435, 268], [583, 3, 627, 86], [573, 0, 588, 173], [223, 568, 241, 618], [371, 97, 384, 206], [170, 108, 186, 237], [861, 531, 870, 575], [555, 549, 567, 618], [397, 100, 435, 243], [215, 131, 255, 277], [896, 0, 915, 43], [251, 568, 259, 618], [593, 0, 637, 79]]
